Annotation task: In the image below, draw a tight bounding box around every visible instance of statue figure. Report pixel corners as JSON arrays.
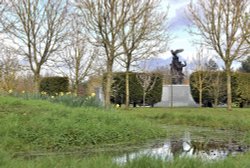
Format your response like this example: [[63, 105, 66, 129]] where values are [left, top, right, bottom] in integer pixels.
[[170, 49, 187, 84]]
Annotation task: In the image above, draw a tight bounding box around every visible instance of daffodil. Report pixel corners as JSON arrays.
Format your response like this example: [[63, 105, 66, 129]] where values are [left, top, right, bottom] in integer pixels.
[[91, 93, 96, 97], [41, 91, 47, 95]]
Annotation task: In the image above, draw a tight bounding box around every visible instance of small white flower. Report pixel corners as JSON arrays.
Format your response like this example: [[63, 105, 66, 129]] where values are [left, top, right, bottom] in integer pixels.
[[91, 93, 96, 97], [8, 89, 13, 93], [41, 91, 47, 95]]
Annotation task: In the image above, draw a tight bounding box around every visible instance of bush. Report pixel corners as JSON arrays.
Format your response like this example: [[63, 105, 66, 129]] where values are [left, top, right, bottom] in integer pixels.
[[190, 71, 249, 106], [39, 77, 69, 95], [236, 72, 250, 106], [111, 72, 162, 105]]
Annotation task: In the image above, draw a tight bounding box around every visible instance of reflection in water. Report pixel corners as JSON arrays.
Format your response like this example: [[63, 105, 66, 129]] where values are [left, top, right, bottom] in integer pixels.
[[114, 132, 247, 164]]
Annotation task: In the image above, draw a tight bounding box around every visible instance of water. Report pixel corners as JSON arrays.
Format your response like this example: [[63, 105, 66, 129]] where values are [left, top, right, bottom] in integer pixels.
[[13, 126, 249, 163], [114, 131, 249, 164]]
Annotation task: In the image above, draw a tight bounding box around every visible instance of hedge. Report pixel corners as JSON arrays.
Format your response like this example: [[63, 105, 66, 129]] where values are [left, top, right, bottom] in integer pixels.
[[110, 72, 163, 106], [39, 77, 69, 95], [190, 71, 250, 106]]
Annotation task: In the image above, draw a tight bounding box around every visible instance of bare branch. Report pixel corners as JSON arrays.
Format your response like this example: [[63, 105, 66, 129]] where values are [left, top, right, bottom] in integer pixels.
[[0, 0, 69, 91]]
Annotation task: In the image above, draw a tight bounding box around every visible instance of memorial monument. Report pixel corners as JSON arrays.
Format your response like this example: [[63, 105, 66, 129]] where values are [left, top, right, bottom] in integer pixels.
[[155, 49, 197, 107]]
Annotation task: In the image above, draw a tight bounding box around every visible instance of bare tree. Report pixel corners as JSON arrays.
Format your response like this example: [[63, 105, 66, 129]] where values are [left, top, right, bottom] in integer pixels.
[[55, 14, 98, 95], [191, 47, 212, 107], [117, 0, 169, 108], [209, 71, 224, 107], [188, 0, 250, 110], [0, 0, 69, 92], [0, 46, 20, 91], [136, 73, 158, 106], [242, 11, 250, 44], [75, 0, 130, 107]]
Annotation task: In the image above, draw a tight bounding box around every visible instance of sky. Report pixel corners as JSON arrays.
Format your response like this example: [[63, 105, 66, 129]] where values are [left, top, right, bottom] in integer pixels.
[[157, 0, 241, 70]]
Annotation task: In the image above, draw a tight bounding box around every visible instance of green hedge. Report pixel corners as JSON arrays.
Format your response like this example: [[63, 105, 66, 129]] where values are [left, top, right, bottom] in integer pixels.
[[39, 77, 69, 95], [236, 73, 250, 105], [190, 71, 250, 106], [111, 72, 162, 105]]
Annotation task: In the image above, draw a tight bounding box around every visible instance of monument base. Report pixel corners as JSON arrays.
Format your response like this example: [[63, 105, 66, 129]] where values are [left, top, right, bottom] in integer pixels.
[[155, 85, 197, 107]]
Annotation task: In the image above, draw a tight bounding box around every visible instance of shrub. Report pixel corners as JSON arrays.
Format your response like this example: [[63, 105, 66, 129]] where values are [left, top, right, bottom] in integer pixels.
[[190, 71, 249, 106], [236, 72, 250, 106], [110, 72, 162, 105], [39, 77, 69, 95]]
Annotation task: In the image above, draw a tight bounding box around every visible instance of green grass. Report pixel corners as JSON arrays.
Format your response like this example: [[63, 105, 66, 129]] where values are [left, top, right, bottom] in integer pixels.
[[0, 96, 165, 153], [1, 151, 250, 168], [124, 107, 250, 131], [121, 107, 250, 144], [1, 96, 250, 167]]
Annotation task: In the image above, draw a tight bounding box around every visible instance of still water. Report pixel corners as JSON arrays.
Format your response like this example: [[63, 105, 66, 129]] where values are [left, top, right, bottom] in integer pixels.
[[114, 131, 249, 164]]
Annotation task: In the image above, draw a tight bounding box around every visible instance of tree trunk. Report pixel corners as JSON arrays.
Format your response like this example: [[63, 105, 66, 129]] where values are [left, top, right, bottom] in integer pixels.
[[75, 58, 80, 96], [214, 96, 218, 107], [143, 92, 146, 106], [198, 73, 202, 107], [34, 73, 40, 93], [125, 71, 130, 108], [74, 80, 79, 96], [226, 64, 232, 111], [199, 88, 203, 107], [104, 63, 113, 108], [214, 73, 220, 107]]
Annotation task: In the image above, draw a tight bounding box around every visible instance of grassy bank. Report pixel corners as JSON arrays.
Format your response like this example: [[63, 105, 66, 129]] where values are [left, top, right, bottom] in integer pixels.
[[1, 96, 250, 167], [0, 96, 165, 153]]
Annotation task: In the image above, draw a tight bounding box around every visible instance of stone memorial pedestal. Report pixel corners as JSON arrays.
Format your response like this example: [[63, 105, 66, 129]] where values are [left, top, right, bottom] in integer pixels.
[[155, 85, 197, 107]]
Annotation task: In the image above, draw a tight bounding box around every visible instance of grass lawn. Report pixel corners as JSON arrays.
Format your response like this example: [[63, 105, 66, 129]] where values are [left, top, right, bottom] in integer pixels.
[[0, 96, 250, 167]]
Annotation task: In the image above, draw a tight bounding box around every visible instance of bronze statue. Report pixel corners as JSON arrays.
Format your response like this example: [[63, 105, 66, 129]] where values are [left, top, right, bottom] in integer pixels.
[[170, 49, 186, 84]]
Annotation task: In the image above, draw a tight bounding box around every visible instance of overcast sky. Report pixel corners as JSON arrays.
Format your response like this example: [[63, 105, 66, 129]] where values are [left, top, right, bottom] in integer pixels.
[[157, 0, 241, 69], [156, 0, 198, 69]]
